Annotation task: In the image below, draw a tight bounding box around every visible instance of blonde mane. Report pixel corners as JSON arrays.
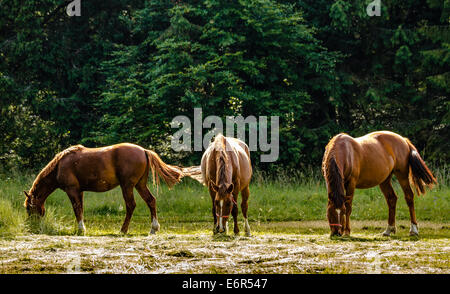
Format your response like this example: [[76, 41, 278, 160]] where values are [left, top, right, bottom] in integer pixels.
[[213, 134, 229, 189], [29, 145, 85, 194]]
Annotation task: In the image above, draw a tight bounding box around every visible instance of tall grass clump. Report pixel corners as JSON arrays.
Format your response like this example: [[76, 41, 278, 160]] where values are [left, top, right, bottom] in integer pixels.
[[0, 199, 27, 236], [26, 207, 72, 235], [433, 165, 449, 189], [252, 166, 324, 188]]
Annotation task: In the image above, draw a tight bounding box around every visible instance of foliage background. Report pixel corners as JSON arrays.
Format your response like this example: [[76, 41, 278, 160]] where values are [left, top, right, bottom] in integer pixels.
[[0, 0, 448, 173]]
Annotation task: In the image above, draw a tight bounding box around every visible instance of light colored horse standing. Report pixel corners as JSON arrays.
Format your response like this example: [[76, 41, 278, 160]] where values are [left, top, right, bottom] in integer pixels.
[[188, 134, 253, 236]]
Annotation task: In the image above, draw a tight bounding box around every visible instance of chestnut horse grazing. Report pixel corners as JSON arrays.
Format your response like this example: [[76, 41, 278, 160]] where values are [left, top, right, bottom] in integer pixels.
[[24, 143, 183, 235], [322, 131, 437, 237], [200, 134, 252, 236]]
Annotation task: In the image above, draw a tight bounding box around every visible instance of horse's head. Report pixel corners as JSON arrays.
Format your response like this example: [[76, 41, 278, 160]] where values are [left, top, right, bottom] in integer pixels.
[[326, 199, 345, 237], [211, 182, 234, 233], [23, 191, 45, 217]]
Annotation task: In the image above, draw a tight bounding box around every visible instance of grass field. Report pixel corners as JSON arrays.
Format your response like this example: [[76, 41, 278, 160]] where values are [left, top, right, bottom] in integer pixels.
[[0, 169, 449, 273]]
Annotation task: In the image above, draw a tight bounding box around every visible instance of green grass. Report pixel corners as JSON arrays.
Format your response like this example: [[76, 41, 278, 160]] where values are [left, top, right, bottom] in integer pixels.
[[1, 169, 448, 274], [0, 167, 448, 235], [0, 199, 26, 235]]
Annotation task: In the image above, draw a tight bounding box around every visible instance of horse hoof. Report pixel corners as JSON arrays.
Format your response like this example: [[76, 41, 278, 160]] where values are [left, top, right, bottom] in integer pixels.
[[150, 226, 159, 235], [342, 229, 351, 236], [76, 230, 86, 236], [382, 225, 396, 236], [409, 224, 419, 236], [381, 229, 392, 236], [409, 230, 419, 236], [151, 219, 160, 234], [214, 231, 227, 236]]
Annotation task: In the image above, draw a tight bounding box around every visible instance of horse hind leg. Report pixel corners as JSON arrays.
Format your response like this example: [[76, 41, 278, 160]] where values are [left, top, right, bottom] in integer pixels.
[[379, 175, 398, 236], [135, 179, 160, 234], [396, 173, 419, 236], [241, 186, 251, 237], [120, 184, 136, 234]]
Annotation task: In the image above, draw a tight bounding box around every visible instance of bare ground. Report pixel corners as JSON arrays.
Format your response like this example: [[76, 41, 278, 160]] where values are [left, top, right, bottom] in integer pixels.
[[0, 220, 448, 274]]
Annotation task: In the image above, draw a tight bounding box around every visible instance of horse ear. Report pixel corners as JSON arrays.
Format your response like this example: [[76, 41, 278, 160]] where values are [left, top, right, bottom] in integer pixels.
[[210, 183, 218, 193], [227, 184, 234, 194], [23, 191, 30, 198]]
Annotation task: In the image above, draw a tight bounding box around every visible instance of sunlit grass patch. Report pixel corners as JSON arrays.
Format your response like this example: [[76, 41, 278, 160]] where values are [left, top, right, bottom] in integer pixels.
[[26, 207, 72, 235], [0, 169, 448, 237], [0, 199, 27, 236], [90, 204, 122, 216]]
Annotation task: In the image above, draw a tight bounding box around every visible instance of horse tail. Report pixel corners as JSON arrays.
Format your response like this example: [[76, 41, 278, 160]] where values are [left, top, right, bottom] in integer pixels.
[[181, 165, 205, 185], [406, 139, 437, 195], [323, 156, 346, 208], [145, 150, 183, 189]]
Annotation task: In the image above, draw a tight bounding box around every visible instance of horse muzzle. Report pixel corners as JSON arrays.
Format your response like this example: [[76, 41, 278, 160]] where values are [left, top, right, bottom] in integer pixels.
[[329, 223, 343, 236], [216, 213, 229, 233]]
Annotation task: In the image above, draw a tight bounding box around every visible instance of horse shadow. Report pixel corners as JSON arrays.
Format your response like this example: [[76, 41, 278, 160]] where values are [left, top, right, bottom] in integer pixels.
[[331, 234, 428, 242]]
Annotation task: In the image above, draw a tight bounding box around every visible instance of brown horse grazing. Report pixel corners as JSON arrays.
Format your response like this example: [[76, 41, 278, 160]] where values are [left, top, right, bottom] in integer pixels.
[[24, 143, 183, 235], [199, 134, 252, 236], [322, 131, 437, 237]]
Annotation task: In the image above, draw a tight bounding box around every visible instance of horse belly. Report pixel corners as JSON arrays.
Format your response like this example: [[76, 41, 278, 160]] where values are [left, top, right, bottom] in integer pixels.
[[75, 158, 120, 192], [356, 155, 394, 188], [80, 166, 120, 191], [85, 177, 119, 192]]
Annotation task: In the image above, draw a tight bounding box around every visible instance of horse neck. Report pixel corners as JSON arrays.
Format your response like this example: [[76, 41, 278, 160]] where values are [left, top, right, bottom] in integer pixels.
[[31, 170, 58, 205]]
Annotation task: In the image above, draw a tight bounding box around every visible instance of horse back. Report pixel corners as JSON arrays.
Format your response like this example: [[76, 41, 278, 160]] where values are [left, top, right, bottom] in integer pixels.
[[362, 131, 410, 171], [201, 136, 252, 191], [227, 138, 252, 188], [57, 143, 147, 191], [354, 131, 410, 187]]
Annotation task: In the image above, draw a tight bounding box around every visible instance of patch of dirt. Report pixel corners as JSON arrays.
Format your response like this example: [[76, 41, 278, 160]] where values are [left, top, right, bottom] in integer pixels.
[[0, 227, 449, 274]]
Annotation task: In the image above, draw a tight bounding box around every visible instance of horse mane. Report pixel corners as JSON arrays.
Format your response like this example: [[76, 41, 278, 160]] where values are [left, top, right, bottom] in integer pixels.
[[29, 145, 85, 194], [213, 134, 229, 190], [322, 134, 347, 207], [322, 134, 342, 168]]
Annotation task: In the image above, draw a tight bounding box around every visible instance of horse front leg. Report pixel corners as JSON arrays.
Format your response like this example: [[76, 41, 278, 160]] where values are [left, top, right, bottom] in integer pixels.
[[120, 184, 136, 234], [66, 188, 85, 235], [209, 187, 218, 234], [232, 192, 239, 236], [343, 180, 355, 236], [241, 186, 251, 237]]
